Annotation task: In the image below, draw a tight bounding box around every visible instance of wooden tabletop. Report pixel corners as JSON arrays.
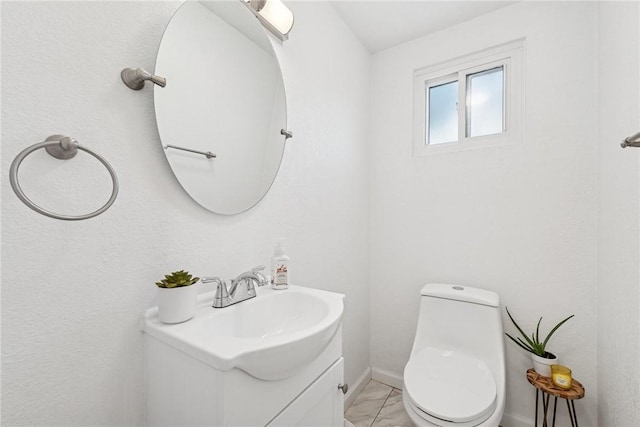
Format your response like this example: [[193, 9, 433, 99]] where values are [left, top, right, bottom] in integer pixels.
[[526, 369, 585, 400]]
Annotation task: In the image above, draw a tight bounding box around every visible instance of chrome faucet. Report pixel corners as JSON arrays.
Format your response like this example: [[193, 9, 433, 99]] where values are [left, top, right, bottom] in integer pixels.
[[202, 265, 268, 308]]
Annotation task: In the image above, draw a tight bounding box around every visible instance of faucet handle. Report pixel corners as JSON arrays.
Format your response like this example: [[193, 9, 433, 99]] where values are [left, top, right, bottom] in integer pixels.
[[251, 265, 269, 287], [202, 277, 231, 308]]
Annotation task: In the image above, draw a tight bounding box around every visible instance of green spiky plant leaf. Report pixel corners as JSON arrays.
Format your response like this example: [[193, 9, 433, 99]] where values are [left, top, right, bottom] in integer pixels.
[[155, 270, 200, 288], [504, 306, 574, 358]]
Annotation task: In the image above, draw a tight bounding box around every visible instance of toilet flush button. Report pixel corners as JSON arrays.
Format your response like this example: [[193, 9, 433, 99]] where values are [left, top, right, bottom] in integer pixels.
[[452, 286, 464, 291]]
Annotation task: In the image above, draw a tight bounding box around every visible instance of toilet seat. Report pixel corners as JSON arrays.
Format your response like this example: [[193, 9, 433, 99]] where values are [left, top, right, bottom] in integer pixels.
[[404, 347, 497, 426]]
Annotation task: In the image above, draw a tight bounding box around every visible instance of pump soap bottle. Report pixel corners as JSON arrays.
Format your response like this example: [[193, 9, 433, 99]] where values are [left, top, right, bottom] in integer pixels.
[[271, 239, 289, 290]]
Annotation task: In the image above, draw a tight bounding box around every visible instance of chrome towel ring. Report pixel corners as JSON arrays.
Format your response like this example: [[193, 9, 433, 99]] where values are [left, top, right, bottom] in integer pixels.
[[9, 135, 119, 221]]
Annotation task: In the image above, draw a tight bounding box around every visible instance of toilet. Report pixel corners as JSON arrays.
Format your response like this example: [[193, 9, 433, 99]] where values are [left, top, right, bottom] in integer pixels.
[[402, 284, 506, 427]]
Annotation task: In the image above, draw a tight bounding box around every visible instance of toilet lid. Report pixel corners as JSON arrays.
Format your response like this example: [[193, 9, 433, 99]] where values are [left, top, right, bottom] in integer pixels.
[[404, 347, 497, 424]]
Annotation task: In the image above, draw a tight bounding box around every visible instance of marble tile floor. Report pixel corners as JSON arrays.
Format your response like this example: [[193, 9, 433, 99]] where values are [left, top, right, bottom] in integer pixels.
[[345, 380, 414, 427]]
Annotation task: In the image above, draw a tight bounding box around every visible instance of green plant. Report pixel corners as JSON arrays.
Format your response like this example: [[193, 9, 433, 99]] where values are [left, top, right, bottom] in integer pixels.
[[155, 270, 200, 289], [505, 307, 574, 358]]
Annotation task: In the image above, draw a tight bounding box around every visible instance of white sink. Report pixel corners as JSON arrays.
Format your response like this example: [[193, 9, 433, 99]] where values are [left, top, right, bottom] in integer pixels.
[[143, 285, 344, 380]]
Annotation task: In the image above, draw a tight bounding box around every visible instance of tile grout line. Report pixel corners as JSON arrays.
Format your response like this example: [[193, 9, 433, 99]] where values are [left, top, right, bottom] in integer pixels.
[[369, 387, 394, 427]]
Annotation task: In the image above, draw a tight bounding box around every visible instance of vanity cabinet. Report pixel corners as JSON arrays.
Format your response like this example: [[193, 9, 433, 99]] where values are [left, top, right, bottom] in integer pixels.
[[145, 326, 344, 427], [268, 357, 344, 427]]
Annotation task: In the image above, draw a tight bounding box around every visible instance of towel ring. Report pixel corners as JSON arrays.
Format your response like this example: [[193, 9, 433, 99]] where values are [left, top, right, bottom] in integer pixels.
[[9, 135, 119, 221]]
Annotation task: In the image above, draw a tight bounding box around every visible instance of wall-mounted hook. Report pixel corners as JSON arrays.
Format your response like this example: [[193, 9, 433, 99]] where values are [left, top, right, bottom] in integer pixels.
[[121, 67, 166, 91]]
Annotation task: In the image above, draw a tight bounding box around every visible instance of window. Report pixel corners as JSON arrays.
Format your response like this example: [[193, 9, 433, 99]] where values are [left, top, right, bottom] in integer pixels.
[[466, 66, 504, 138], [413, 40, 524, 155], [428, 79, 458, 144]]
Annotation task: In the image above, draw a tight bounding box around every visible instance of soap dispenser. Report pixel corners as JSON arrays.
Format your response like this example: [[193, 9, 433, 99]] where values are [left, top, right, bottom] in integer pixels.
[[270, 238, 289, 290]]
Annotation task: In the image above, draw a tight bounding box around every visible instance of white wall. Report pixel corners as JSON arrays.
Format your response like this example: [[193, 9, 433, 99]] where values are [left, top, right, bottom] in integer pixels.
[[370, 2, 599, 425], [0, 1, 371, 425], [597, 2, 640, 426]]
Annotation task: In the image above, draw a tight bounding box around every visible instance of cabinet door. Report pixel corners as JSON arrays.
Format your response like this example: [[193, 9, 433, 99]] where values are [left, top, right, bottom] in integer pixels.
[[268, 357, 344, 427]]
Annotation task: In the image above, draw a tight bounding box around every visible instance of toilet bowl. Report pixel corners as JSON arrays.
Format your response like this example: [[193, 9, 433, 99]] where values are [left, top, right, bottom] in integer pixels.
[[402, 284, 505, 427]]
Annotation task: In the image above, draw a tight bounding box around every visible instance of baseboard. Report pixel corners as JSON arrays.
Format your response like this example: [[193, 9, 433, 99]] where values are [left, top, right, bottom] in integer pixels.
[[371, 366, 404, 389], [500, 412, 534, 427], [344, 366, 371, 409]]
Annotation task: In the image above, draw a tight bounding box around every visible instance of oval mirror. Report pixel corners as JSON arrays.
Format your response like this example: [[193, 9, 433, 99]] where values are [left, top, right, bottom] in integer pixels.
[[154, 0, 288, 215]]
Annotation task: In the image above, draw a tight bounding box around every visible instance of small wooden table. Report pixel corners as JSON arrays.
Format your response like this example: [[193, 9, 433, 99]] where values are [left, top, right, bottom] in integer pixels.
[[526, 369, 585, 427]]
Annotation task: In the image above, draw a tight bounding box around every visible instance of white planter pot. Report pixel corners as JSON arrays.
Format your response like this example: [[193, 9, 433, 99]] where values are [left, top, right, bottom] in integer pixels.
[[157, 285, 197, 324], [531, 352, 558, 377]]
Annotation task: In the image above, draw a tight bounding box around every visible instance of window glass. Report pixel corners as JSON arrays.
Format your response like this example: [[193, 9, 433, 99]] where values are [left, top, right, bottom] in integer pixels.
[[413, 39, 523, 156], [428, 81, 458, 145], [467, 67, 504, 138]]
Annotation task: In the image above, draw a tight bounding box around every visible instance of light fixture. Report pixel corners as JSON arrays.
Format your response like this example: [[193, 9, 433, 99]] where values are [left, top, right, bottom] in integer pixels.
[[621, 131, 640, 148], [244, 0, 294, 41]]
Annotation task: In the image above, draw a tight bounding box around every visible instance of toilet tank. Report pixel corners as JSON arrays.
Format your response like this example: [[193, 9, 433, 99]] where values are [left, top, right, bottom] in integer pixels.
[[411, 283, 505, 373]]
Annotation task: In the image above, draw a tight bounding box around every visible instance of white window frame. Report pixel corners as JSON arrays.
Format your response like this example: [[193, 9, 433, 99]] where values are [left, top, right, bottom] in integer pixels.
[[413, 39, 525, 156]]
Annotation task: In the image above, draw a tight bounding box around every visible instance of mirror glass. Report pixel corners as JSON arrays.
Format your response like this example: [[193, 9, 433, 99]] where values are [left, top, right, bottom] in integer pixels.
[[154, 0, 287, 215]]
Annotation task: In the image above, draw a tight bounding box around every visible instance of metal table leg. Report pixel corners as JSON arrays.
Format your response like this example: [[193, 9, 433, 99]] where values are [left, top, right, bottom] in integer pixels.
[[542, 393, 550, 427], [567, 399, 576, 427], [535, 390, 539, 426], [571, 400, 579, 427]]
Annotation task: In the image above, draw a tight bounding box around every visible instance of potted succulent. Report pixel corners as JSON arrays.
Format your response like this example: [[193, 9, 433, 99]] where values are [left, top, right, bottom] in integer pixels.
[[504, 307, 574, 377], [155, 270, 200, 324]]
